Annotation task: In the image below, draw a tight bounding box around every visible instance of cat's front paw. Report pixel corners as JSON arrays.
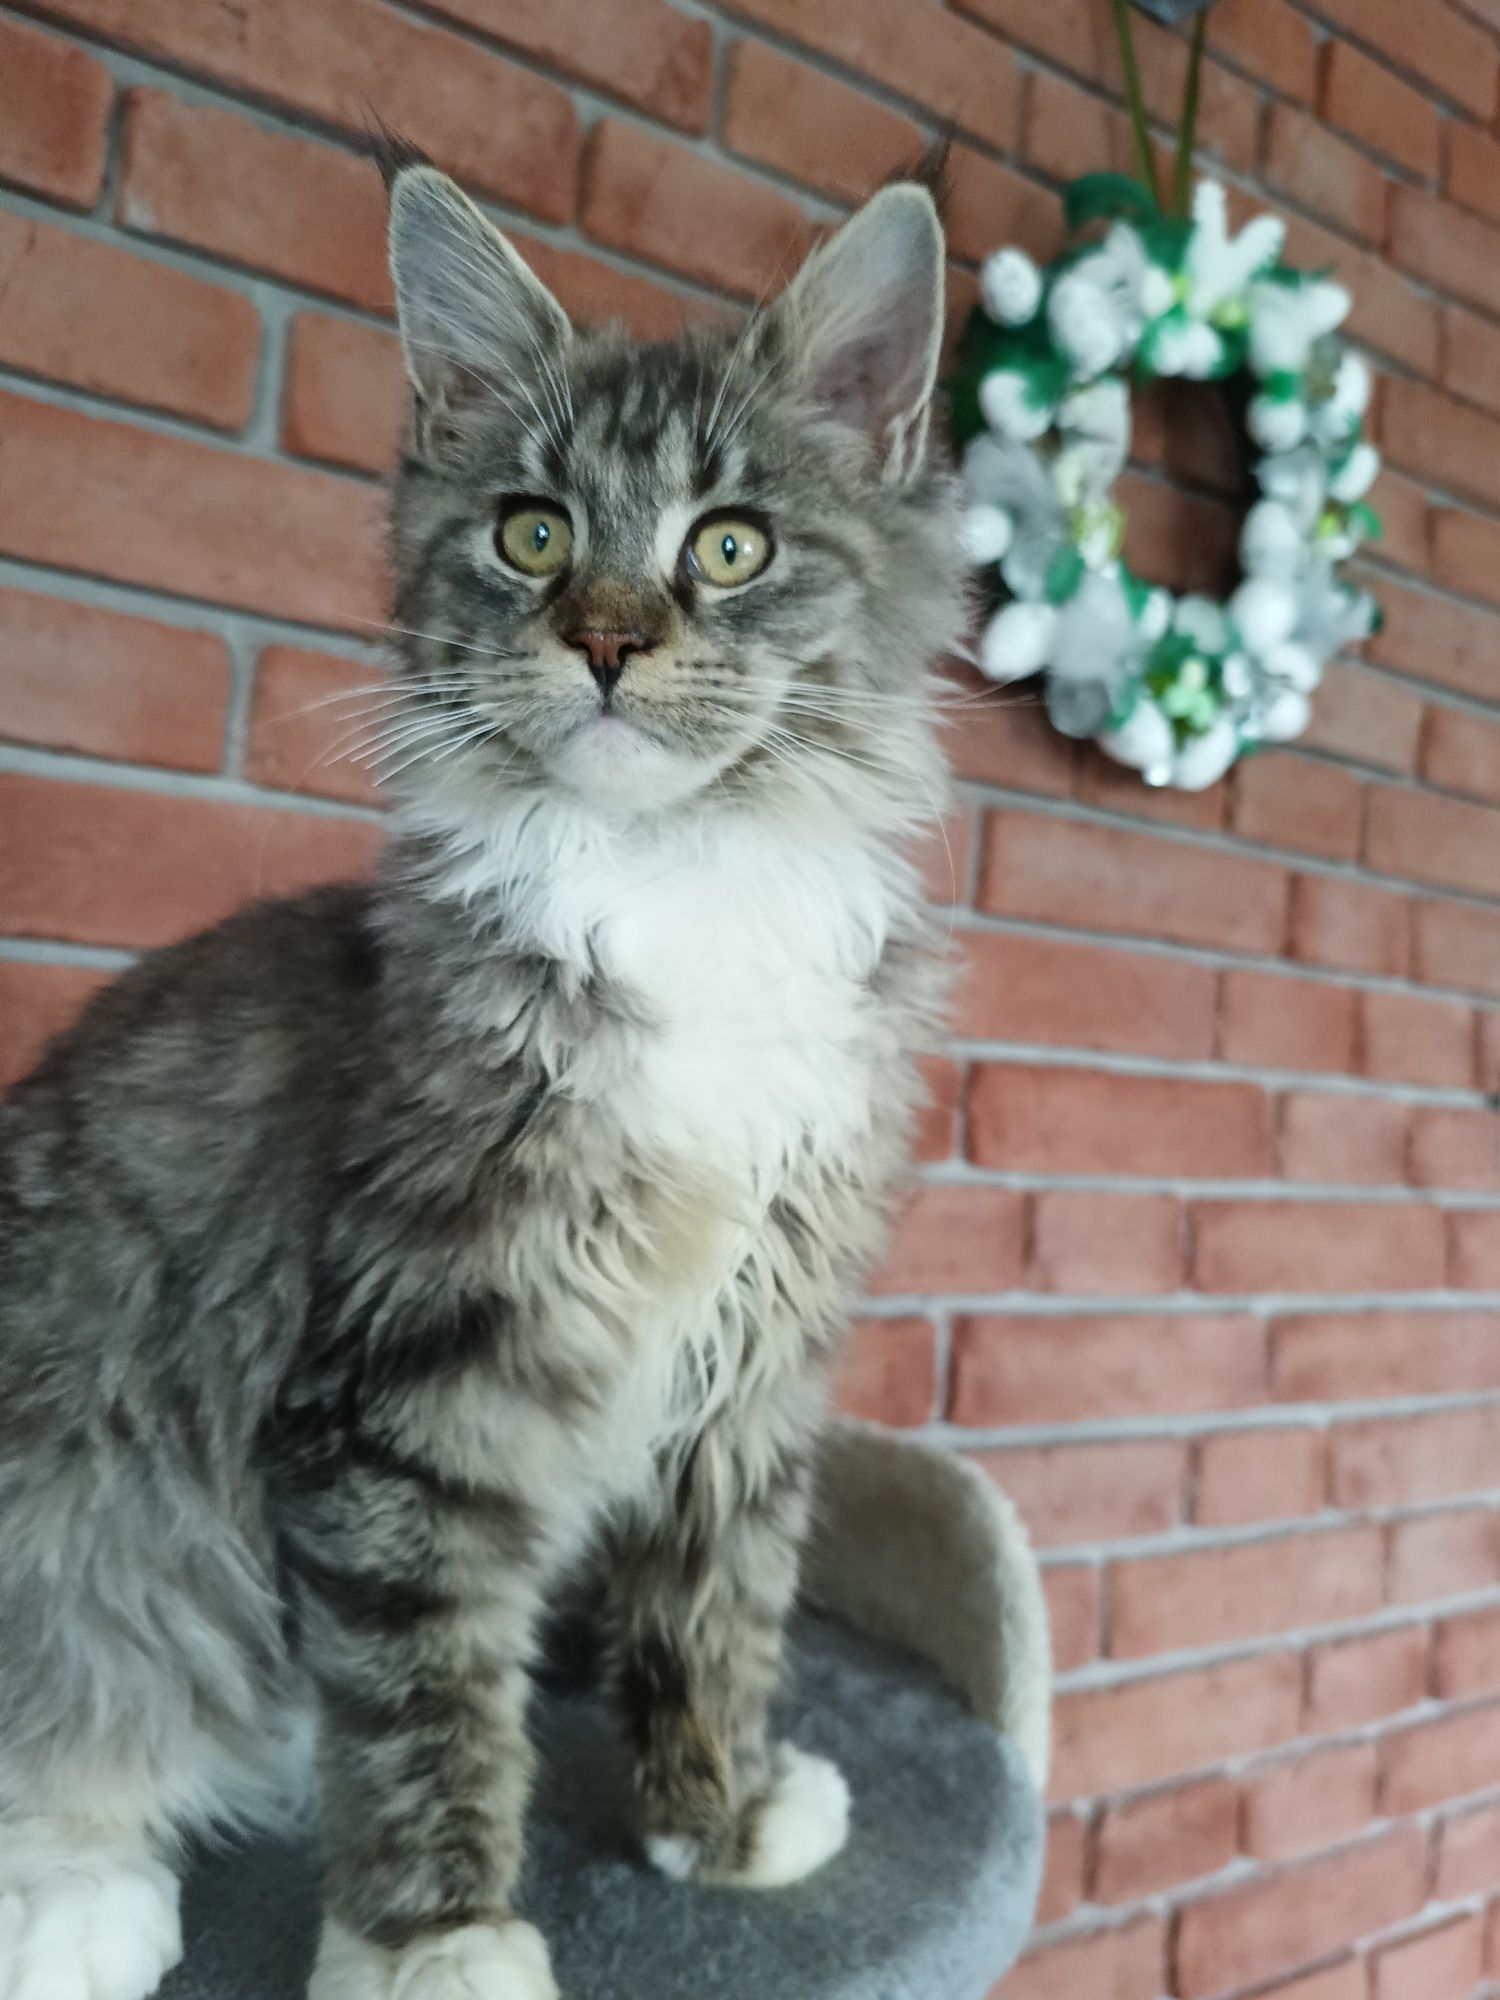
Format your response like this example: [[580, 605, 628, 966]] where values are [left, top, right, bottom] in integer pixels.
[[645, 1745, 850, 1892], [309, 1918, 559, 2000], [0, 1832, 182, 2000]]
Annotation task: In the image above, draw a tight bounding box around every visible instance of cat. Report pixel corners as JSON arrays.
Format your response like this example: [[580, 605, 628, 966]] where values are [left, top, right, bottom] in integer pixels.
[[0, 155, 965, 2000]]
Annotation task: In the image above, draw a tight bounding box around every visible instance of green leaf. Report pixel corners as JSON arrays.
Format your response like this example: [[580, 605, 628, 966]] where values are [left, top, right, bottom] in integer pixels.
[[1064, 172, 1160, 233], [1044, 545, 1086, 606], [1348, 502, 1384, 543]]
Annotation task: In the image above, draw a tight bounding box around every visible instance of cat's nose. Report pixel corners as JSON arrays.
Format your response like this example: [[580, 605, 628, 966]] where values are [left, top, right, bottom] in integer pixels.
[[567, 629, 651, 694]]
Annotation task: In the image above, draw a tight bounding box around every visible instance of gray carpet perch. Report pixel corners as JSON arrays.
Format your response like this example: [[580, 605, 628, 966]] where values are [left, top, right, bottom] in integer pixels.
[[162, 1424, 1049, 2000]]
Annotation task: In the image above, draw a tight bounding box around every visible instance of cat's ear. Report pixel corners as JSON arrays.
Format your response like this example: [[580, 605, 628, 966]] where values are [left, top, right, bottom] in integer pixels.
[[772, 184, 946, 482], [386, 164, 569, 443]]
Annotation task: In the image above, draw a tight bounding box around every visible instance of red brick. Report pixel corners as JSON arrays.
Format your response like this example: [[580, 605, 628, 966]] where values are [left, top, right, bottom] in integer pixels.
[[1414, 900, 1500, 998], [1109, 1527, 1384, 1661], [980, 811, 1288, 955], [832, 1318, 936, 1429], [1371, 1916, 1485, 2000], [1075, 745, 1229, 833], [416, 0, 711, 133], [0, 392, 382, 632], [1300, 665, 1424, 778], [1219, 971, 1356, 1075], [1042, 1563, 1101, 1674], [1483, 1010, 1500, 1087], [1193, 1200, 1445, 1296], [1207, 0, 1320, 101], [967, 1064, 1272, 1179], [1117, 13, 1260, 172], [1175, 1830, 1428, 1999], [1422, 702, 1500, 809], [722, 41, 922, 205], [1443, 304, 1500, 418], [581, 121, 814, 303], [1359, 988, 1476, 1089], [1332, 1404, 1500, 1508], [0, 16, 111, 208], [1273, 1309, 1500, 1402], [869, 1185, 1025, 1296], [1391, 1510, 1500, 1606], [1263, 102, 1388, 245], [1408, 1106, 1500, 1190], [1431, 504, 1500, 610], [0, 961, 112, 1091], [1381, 1701, 1500, 1813], [1282, 212, 1442, 380], [978, 1439, 1186, 1551], [1312, 0, 1499, 115], [1001, 1919, 1165, 2000], [1382, 378, 1500, 516], [1367, 468, 1431, 577], [1094, 1779, 1239, 1904], [1245, 1968, 1364, 2000], [1029, 1192, 1187, 1296], [715, 0, 1020, 150], [1052, 1651, 1302, 1802], [1322, 43, 1440, 180], [1367, 577, 1500, 706], [1390, 184, 1500, 322], [939, 672, 1076, 795], [950, 1313, 1264, 1427], [1193, 1428, 1327, 1527], [0, 588, 229, 774], [1435, 1799, 1500, 1898], [244, 647, 386, 809], [1244, 1743, 1380, 1862], [913, 1056, 961, 1164], [1023, 67, 1148, 195], [1288, 875, 1412, 980], [525, 239, 700, 342], [950, 0, 1111, 79], [1449, 1210, 1500, 1288], [1277, 1092, 1409, 1186], [0, 772, 381, 952], [1117, 470, 1239, 599], [1448, 123, 1500, 235], [1036, 1813, 1086, 1928], [52, 0, 578, 214], [118, 90, 392, 314], [1305, 1626, 1429, 1734], [914, 809, 974, 912], [1229, 755, 1364, 863], [947, 149, 1066, 271], [952, 929, 1218, 1059], [0, 213, 260, 433], [1366, 783, 1500, 901], [282, 316, 404, 476]]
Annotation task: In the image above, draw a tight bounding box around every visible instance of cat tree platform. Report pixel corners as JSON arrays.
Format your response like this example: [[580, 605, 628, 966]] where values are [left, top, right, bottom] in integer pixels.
[[164, 1425, 1050, 2000]]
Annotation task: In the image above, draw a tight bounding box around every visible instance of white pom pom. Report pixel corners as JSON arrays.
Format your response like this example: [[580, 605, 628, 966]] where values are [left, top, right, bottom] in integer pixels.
[[979, 601, 1058, 683], [1248, 393, 1309, 452], [1258, 687, 1312, 743], [1099, 699, 1175, 774], [1222, 652, 1253, 699], [1140, 266, 1176, 321], [1240, 499, 1305, 580], [1265, 641, 1323, 692], [979, 368, 1053, 441], [1139, 590, 1173, 646], [1329, 442, 1380, 504], [1048, 272, 1125, 378], [958, 505, 1015, 567], [1171, 716, 1240, 791], [1231, 578, 1298, 655], [980, 249, 1043, 327], [1330, 351, 1372, 422], [1174, 596, 1229, 655], [1153, 320, 1225, 379]]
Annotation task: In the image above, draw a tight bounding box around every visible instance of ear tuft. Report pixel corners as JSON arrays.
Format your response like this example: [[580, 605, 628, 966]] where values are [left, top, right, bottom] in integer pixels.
[[774, 184, 946, 482]]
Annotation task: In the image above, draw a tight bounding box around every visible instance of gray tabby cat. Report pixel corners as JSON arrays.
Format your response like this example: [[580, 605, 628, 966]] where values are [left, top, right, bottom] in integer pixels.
[[0, 159, 964, 2000]]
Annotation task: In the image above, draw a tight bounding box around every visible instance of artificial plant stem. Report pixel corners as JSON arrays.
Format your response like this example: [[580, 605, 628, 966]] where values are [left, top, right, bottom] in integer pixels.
[[1172, 11, 1207, 219], [1110, 0, 1161, 209]]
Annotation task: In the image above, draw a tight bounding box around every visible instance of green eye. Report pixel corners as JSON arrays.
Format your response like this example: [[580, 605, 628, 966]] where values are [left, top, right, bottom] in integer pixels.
[[497, 500, 573, 577], [687, 515, 772, 588]]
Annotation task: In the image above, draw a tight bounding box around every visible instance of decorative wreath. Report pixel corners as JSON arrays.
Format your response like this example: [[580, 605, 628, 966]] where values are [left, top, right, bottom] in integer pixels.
[[948, 176, 1384, 791]]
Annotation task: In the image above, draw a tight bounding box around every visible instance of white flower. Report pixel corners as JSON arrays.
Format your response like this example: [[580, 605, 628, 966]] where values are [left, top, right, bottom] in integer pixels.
[[1329, 442, 1380, 504], [1048, 270, 1128, 377], [959, 505, 1015, 567], [1264, 640, 1323, 692], [1231, 577, 1299, 655], [962, 433, 1071, 602], [1140, 265, 1177, 322], [979, 367, 1054, 441], [1170, 715, 1240, 791], [1058, 378, 1132, 500], [1099, 699, 1175, 775], [1257, 443, 1328, 534], [1240, 500, 1305, 580], [1256, 687, 1312, 743], [980, 248, 1044, 327], [1248, 277, 1350, 378], [1222, 652, 1253, 699], [980, 601, 1058, 682], [1175, 596, 1229, 655], [1139, 590, 1173, 646], [1248, 392, 1309, 452], [1184, 182, 1285, 321], [1312, 351, 1372, 443], [1152, 317, 1225, 379]]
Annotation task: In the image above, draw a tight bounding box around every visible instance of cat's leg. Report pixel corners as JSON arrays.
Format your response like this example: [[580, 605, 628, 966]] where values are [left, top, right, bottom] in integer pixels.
[[609, 1374, 849, 1890], [294, 1471, 561, 2000], [0, 1807, 182, 2000]]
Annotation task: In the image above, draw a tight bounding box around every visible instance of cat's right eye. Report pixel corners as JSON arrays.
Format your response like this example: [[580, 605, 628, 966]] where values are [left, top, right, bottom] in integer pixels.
[[496, 499, 574, 578]]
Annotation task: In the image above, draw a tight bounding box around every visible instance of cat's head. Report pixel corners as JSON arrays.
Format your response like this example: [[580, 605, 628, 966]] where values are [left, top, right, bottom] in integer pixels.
[[381, 162, 964, 830]]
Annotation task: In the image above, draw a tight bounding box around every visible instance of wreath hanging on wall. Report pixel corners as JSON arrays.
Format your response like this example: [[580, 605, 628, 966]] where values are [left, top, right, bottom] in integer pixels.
[[948, 3, 1384, 791]]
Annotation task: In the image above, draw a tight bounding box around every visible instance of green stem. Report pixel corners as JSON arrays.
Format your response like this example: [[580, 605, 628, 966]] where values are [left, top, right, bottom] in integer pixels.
[[1172, 11, 1207, 219], [1110, 0, 1161, 210]]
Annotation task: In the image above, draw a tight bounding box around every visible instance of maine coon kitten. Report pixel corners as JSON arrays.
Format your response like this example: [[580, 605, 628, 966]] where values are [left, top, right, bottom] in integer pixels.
[[0, 160, 964, 2000]]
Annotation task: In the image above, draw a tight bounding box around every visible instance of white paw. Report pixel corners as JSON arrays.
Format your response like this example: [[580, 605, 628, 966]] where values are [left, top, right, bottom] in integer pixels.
[[0, 1836, 181, 2000], [642, 1834, 699, 1883], [309, 1918, 558, 2000], [737, 1746, 850, 1889]]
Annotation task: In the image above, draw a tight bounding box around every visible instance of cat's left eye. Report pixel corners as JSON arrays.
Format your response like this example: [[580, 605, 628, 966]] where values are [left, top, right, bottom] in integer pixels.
[[497, 499, 574, 578], [684, 514, 773, 589]]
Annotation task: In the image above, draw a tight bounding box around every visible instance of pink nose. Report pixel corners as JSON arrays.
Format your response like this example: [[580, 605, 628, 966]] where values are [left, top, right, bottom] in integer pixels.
[[568, 630, 650, 691]]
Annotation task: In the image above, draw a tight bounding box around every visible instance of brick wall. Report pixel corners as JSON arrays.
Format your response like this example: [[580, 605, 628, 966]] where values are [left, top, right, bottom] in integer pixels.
[[3, 1, 1500, 1994]]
